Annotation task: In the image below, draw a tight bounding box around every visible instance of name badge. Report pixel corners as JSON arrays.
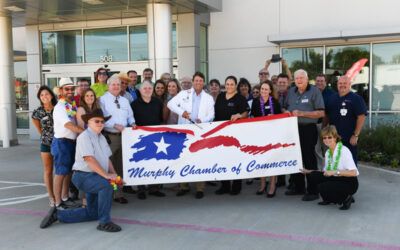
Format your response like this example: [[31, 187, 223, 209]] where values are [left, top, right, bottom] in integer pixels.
[[340, 108, 347, 116], [227, 102, 234, 107], [301, 99, 309, 103], [264, 106, 270, 109]]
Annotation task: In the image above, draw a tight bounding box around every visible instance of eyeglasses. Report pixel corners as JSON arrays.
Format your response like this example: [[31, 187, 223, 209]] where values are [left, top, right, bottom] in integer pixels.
[[92, 119, 104, 124], [98, 72, 107, 76], [114, 99, 120, 109], [322, 136, 333, 140], [63, 87, 75, 92]]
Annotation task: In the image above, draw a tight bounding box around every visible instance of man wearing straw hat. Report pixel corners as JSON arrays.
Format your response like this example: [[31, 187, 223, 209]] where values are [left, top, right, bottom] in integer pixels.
[[40, 109, 123, 232], [52, 78, 84, 209], [116, 72, 134, 104]]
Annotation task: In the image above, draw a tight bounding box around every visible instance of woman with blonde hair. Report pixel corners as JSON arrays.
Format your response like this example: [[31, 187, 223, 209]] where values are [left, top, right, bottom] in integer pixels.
[[301, 125, 359, 210]]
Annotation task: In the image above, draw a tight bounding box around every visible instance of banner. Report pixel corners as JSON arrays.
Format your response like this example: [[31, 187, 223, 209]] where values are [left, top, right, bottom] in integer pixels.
[[122, 114, 302, 185]]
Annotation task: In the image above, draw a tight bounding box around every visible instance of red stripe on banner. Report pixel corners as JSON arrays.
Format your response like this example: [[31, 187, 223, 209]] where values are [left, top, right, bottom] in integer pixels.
[[201, 113, 293, 138], [189, 135, 295, 155], [133, 126, 195, 136]]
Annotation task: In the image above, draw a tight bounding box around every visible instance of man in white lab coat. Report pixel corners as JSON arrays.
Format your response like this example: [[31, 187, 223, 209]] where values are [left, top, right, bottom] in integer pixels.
[[168, 72, 215, 199]]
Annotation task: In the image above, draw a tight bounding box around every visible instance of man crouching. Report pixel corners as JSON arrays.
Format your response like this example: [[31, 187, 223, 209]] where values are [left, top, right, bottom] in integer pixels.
[[40, 109, 123, 232]]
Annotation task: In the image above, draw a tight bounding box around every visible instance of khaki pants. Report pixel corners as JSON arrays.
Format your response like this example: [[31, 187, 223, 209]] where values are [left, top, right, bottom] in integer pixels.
[[179, 182, 205, 192], [108, 133, 124, 199]]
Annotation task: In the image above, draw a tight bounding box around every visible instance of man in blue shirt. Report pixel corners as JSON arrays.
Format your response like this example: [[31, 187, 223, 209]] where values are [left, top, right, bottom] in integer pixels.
[[323, 76, 367, 165]]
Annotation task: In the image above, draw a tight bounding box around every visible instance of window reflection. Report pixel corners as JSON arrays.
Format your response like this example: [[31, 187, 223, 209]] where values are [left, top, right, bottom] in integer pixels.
[[282, 47, 323, 82], [130, 26, 148, 61], [42, 30, 83, 64], [85, 27, 128, 63], [372, 42, 400, 111], [325, 44, 370, 105]]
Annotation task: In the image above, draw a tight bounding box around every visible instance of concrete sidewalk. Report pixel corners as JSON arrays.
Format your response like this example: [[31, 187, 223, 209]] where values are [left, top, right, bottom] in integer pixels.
[[0, 136, 399, 250]]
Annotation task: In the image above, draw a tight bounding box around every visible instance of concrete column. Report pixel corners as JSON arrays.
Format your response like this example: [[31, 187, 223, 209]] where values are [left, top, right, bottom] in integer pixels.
[[26, 25, 42, 140], [0, 16, 17, 147], [176, 13, 209, 79], [147, 3, 172, 80]]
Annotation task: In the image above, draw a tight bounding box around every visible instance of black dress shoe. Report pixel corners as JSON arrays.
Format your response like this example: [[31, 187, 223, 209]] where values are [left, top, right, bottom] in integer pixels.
[[256, 186, 266, 195], [266, 189, 276, 198], [114, 197, 128, 204], [302, 193, 319, 201], [149, 191, 166, 197], [230, 189, 241, 195], [215, 188, 230, 195], [195, 191, 204, 199], [318, 201, 331, 205], [285, 189, 305, 196], [340, 195, 353, 210], [176, 189, 190, 197], [137, 191, 146, 200]]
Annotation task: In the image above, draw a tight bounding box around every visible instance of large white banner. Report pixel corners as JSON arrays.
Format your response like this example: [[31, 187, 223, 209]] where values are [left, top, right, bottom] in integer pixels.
[[122, 114, 302, 185]]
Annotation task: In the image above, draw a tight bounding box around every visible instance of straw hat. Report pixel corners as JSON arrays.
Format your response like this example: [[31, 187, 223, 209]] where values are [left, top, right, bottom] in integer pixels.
[[114, 72, 133, 82], [53, 77, 78, 95]]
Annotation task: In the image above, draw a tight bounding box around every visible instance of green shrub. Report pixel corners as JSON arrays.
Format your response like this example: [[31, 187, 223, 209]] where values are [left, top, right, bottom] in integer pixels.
[[358, 124, 400, 166]]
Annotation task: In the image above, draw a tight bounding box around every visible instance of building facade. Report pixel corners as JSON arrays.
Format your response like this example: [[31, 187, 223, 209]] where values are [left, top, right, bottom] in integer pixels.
[[1, 0, 399, 144]]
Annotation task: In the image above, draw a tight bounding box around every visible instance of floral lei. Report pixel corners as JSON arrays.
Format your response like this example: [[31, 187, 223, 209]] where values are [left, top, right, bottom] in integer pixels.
[[60, 98, 77, 119], [327, 141, 342, 171]]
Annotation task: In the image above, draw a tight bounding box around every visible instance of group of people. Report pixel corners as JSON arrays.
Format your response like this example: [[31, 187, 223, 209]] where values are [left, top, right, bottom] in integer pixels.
[[35, 61, 366, 232]]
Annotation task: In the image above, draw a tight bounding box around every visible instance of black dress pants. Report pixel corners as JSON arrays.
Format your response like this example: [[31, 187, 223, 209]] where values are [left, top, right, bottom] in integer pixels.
[[291, 123, 318, 194], [220, 180, 242, 193], [308, 171, 358, 203]]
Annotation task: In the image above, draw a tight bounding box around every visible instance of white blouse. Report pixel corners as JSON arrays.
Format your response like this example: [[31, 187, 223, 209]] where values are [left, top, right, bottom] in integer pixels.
[[324, 143, 359, 176]]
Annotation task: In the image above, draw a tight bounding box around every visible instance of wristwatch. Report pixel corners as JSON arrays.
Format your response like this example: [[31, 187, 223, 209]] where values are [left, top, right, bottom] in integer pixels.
[[336, 171, 340, 175]]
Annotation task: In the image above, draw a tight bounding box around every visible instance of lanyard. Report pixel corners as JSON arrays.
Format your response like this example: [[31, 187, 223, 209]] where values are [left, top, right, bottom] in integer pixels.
[[260, 96, 274, 117]]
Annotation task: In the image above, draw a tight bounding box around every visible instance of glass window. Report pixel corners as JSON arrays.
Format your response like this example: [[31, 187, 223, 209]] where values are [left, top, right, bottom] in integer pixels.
[[372, 42, 400, 111], [130, 26, 148, 61], [282, 47, 323, 82], [326, 44, 370, 105], [200, 25, 208, 83], [84, 27, 128, 63], [173, 24, 177, 59], [14, 61, 28, 111], [371, 113, 400, 127], [41, 30, 83, 64]]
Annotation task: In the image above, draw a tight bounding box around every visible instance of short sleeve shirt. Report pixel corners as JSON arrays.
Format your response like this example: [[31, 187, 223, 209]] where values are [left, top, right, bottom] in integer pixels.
[[324, 143, 359, 175], [32, 106, 54, 146], [326, 92, 367, 142], [53, 100, 78, 140], [72, 128, 112, 173], [251, 97, 282, 118], [284, 84, 325, 124], [214, 92, 249, 121]]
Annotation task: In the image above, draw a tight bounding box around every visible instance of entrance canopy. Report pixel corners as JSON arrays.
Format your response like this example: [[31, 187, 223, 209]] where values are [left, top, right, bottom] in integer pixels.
[[0, 0, 222, 27]]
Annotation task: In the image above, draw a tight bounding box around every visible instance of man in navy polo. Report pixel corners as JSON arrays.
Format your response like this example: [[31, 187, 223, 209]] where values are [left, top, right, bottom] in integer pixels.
[[323, 75, 367, 165]]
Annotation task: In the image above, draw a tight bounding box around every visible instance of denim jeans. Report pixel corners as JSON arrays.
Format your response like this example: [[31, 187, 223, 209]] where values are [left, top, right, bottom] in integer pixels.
[[57, 171, 113, 224]]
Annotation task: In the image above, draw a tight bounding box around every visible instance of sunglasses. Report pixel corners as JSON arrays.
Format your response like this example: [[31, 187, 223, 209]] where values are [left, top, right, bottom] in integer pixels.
[[322, 136, 333, 140], [98, 72, 107, 76], [91, 119, 105, 124], [114, 99, 120, 109], [63, 87, 75, 91]]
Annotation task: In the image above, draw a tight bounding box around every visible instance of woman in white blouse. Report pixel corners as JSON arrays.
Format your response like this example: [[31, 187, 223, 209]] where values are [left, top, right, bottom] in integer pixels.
[[301, 125, 358, 210]]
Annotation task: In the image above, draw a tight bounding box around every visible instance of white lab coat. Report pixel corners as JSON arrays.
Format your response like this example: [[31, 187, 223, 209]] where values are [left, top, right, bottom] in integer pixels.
[[167, 88, 215, 124]]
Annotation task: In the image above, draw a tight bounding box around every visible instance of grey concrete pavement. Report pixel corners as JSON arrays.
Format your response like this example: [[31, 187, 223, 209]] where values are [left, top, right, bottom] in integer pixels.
[[0, 136, 399, 250]]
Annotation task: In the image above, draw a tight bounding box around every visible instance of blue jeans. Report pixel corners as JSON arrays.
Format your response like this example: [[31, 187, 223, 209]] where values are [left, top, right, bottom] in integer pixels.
[[57, 171, 113, 224]]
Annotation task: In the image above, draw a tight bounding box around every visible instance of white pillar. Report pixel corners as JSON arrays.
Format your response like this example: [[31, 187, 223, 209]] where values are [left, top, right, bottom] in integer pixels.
[[0, 16, 17, 147], [147, 3, 172, 80]]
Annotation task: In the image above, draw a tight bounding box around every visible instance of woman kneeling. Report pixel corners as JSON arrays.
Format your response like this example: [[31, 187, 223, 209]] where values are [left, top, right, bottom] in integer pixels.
[[40, 109, 124, 232], [301, 125, 358, 210]]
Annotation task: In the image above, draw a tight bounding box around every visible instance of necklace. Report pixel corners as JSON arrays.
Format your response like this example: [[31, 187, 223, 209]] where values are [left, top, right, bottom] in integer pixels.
[[260, 96, 274, 117], [327, 141, 342, 171], [60, 98, 77, 119]]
